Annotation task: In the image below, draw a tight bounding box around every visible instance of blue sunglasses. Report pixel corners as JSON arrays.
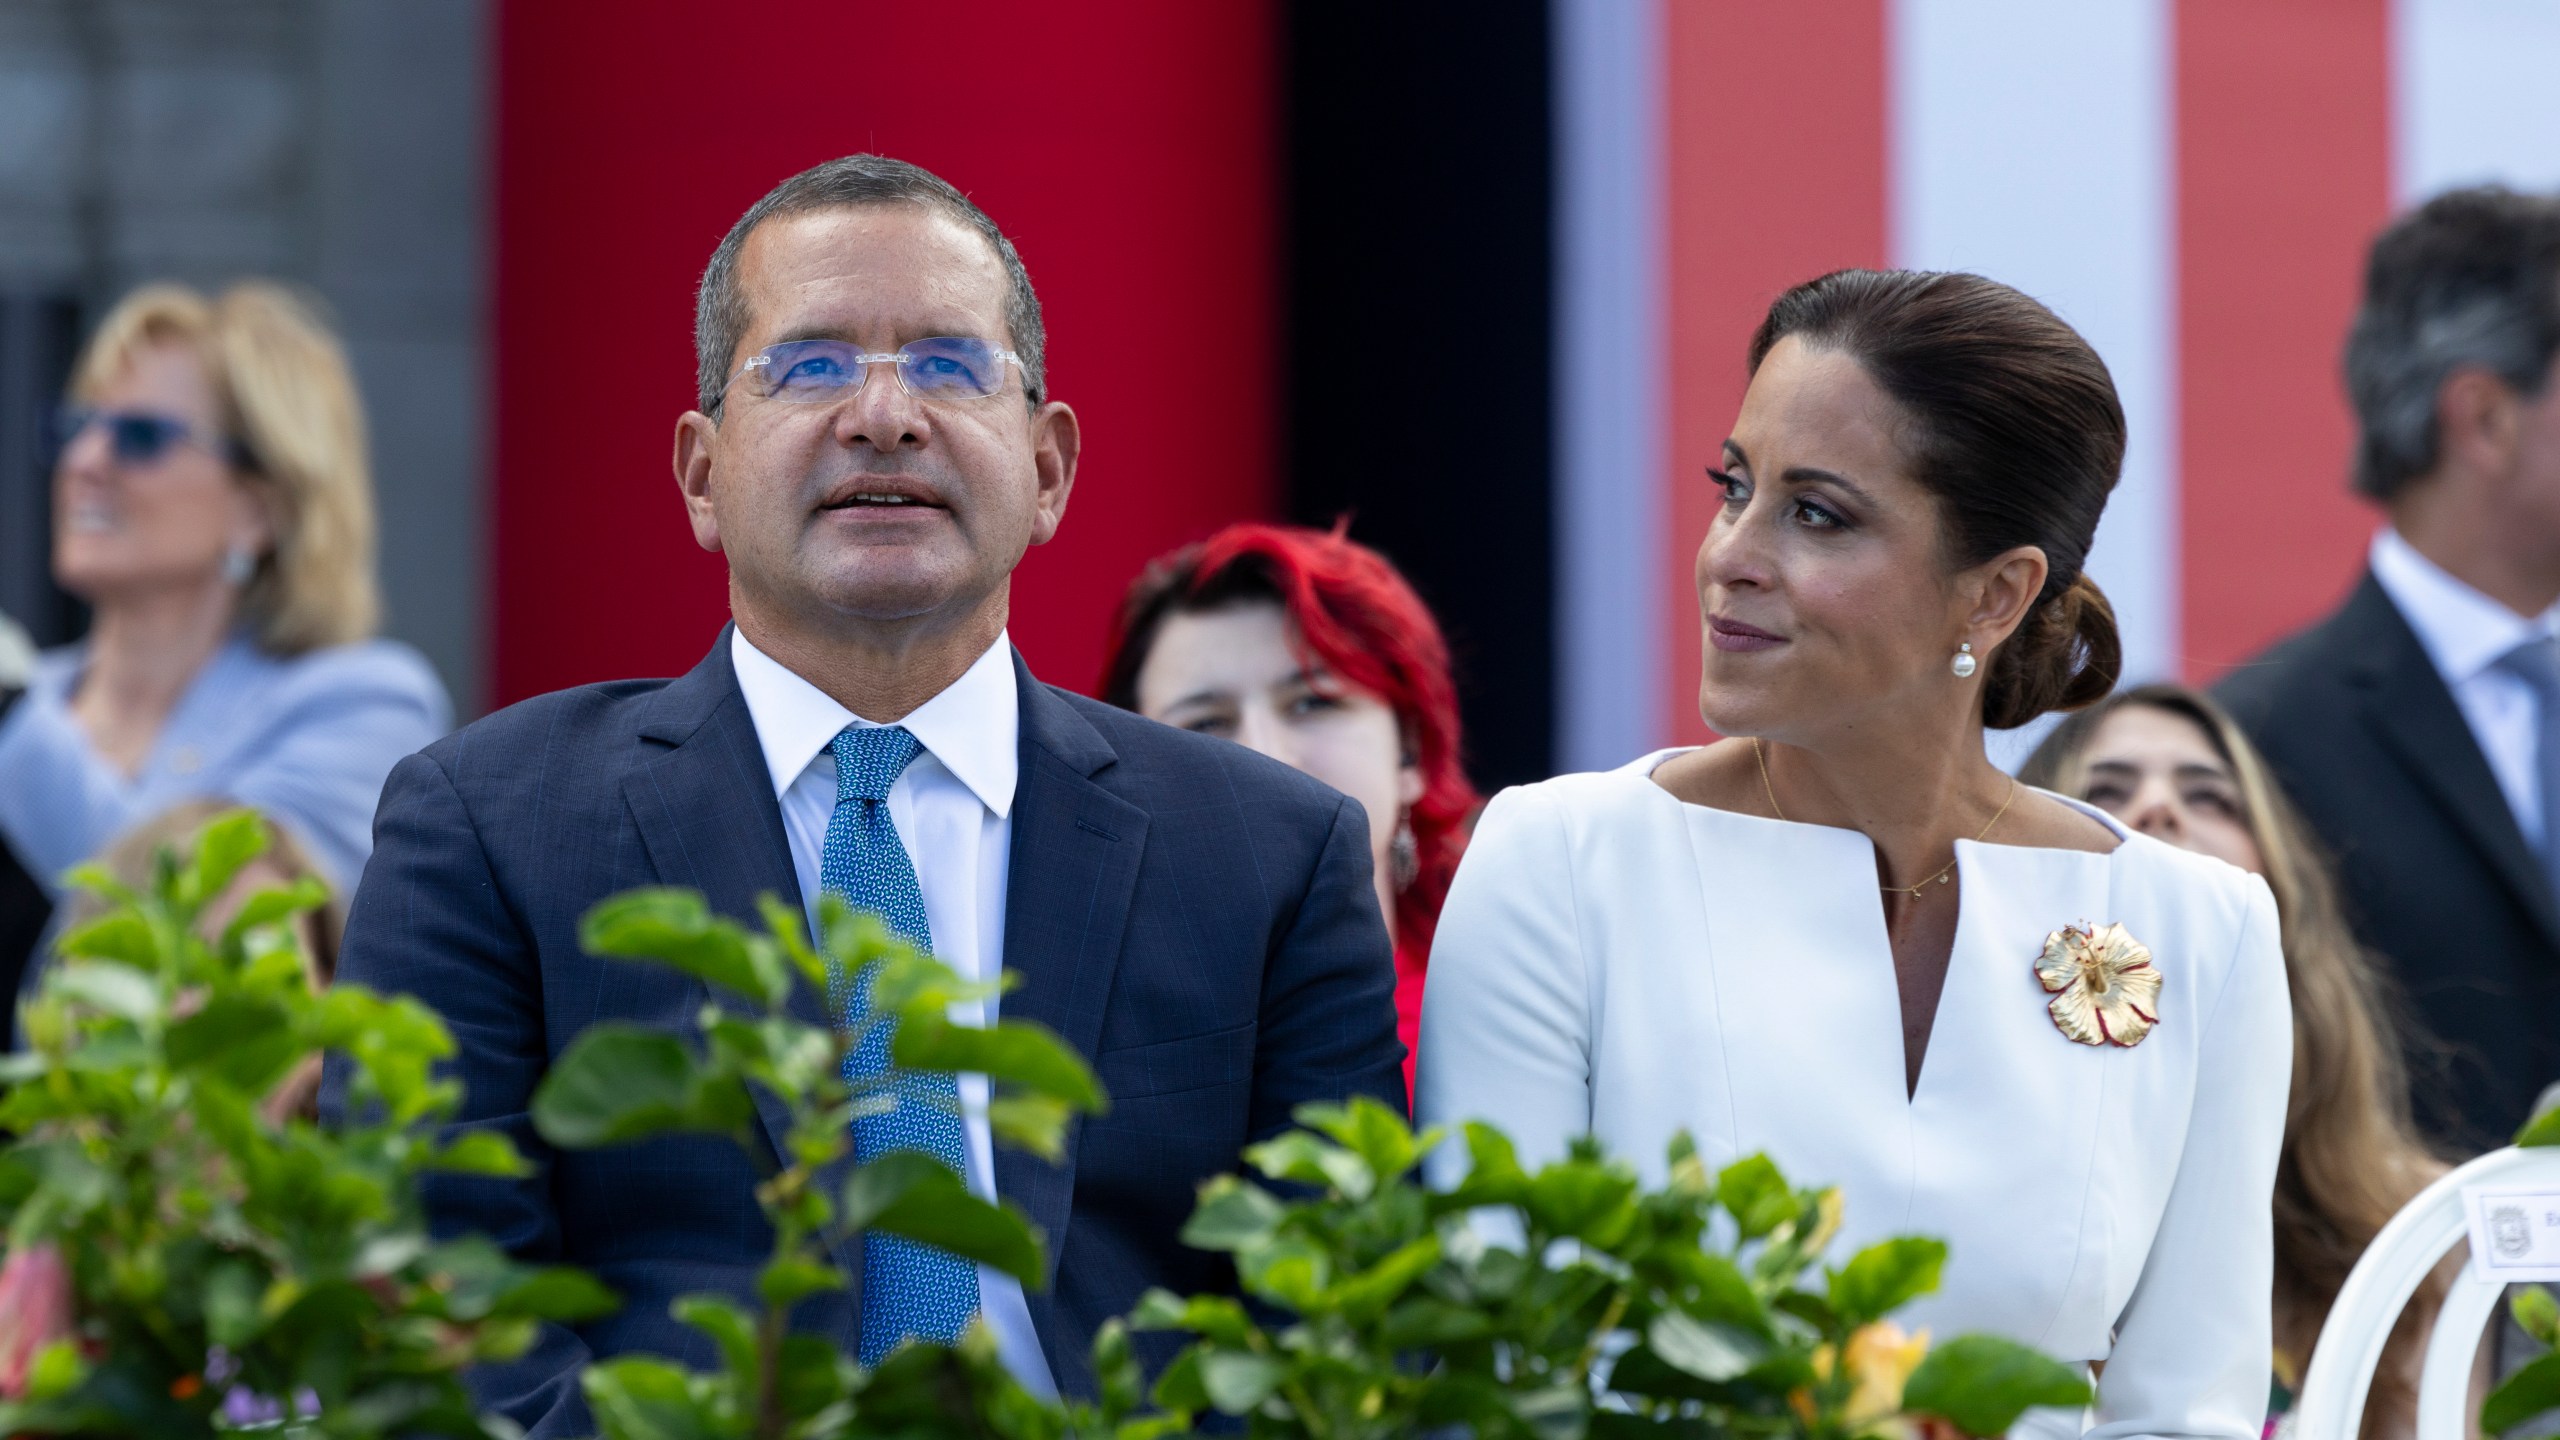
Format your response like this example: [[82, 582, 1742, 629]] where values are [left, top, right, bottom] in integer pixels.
[[52, 406, 256, 470]]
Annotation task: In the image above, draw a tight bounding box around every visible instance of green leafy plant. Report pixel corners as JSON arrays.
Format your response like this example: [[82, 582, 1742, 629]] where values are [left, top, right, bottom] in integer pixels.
[[1131, 1102, 2091, 1440], [525, 887, 1112, 1440], [0, 810, 612, 1438]]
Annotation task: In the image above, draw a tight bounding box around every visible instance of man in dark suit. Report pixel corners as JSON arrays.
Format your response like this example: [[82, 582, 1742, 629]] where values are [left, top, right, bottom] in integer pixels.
[[327, 156, 1404, 1436], [2220, 186, 2560, 1151]]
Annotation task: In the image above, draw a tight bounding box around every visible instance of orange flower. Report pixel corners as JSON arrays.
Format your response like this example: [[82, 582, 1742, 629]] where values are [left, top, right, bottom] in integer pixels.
[[1793, 1321, 1932, 1436], [0, 1243, 75, 1400], [2035, 922, 2161, 1048]]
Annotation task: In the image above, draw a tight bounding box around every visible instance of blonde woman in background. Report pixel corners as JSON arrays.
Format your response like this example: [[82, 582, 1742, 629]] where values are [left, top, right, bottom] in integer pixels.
[[0, 284, 448, 922], [2023, 683, 2480, 1440]]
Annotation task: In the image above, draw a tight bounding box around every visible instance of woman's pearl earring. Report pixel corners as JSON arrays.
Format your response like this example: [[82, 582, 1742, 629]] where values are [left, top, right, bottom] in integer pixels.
[[1951, 642, 1977, 678]]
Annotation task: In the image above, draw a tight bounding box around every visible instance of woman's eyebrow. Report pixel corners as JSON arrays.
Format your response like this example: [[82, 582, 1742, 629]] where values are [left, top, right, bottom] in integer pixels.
[[1780, 465, 1877, 506]]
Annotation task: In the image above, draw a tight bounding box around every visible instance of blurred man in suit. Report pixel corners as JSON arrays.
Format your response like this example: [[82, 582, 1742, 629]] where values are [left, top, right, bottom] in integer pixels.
[[2222, 186, 2560, 1151], [327, 156, 1404, 1437]]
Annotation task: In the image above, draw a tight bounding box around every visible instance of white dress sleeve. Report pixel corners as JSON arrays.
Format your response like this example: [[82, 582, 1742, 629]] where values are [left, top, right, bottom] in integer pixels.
[[2089, 876, 2291, 1440], [1415, 783, 1593, 1186]]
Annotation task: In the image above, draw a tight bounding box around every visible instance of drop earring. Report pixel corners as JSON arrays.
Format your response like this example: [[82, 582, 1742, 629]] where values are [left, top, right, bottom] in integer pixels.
[[222, 542, 256, 586], [1951, 642, 1977, 678], [1390, 813, 1419, 892]]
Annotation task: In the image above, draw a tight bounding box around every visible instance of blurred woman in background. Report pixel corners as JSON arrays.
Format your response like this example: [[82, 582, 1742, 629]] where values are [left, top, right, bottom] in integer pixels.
[[1101, 523, 1480, 1095], [0, 283, 448, 920], [2023, 683, 2467, 1439]]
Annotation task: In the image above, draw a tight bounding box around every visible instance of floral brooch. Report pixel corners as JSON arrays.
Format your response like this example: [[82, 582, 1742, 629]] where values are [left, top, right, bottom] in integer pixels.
[[2034, 922, 2161, 1048]]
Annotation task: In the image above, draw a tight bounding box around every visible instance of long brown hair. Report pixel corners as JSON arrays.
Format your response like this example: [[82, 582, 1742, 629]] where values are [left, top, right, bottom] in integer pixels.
[[2024, 684, 2446, 1426]]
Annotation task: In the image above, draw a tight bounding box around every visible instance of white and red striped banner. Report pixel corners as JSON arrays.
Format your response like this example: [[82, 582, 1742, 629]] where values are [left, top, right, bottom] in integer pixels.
[[1556, 0, 2560, 770]]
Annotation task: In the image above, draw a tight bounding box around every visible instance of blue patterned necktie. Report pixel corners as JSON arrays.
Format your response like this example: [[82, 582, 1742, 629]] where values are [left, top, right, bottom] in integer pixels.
[[821, 724, 981, 1363], [2496, 634, 2560, 903]]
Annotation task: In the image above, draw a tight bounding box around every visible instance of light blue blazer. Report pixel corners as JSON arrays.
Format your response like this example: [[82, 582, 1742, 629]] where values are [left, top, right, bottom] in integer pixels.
[[0, 632, 450, 899]]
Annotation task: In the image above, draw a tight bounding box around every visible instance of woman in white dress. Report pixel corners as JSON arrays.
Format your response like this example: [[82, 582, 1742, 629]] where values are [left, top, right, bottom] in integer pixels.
[[1418, 270, 2289, 1438]]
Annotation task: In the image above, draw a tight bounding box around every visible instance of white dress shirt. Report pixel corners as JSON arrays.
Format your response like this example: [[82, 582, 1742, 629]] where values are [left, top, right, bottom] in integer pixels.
[[2371, 526, 2560, 847], [1418, 754, 2291, 1440], [728, 628, 1056, 1398]]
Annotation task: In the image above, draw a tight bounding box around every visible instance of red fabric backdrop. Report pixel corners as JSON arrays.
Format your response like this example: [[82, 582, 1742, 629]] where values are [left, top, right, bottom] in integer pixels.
[[1662, 0, 1889, 747], [490, 4, 1279, 706]]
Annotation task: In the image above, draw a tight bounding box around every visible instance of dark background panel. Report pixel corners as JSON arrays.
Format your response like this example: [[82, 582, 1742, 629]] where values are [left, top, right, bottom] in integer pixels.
[[1283, 1, 1555, 793]]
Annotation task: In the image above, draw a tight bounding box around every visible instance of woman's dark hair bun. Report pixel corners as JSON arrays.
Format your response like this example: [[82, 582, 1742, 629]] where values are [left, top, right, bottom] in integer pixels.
[[1984, 572, 2121, 730]]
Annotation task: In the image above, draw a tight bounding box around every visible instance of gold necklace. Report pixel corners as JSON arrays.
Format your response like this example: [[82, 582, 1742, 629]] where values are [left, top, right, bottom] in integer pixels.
[[1752, 736, 2018, 900]]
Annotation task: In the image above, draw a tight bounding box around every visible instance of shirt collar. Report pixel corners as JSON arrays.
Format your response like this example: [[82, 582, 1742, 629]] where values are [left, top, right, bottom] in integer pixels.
[[2370, 527, 2558, 685], [728, 627, 1019, 818]]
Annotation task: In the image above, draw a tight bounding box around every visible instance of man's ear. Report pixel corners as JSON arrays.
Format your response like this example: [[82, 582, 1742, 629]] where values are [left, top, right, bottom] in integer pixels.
[[1962, 544, 2050, 652], [1025, 400, 1081, 546], [674, 410, 724, 554], [2438, 366, 2523, 479]]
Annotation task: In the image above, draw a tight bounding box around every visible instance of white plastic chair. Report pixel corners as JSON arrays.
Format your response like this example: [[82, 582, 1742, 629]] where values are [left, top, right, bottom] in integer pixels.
[[2294, 1144, 2560, 1440]]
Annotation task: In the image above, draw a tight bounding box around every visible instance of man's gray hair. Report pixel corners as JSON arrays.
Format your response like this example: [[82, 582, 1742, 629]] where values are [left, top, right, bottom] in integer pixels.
[[695, 155, 1046, 416], [2344, 185, 2560, 500]]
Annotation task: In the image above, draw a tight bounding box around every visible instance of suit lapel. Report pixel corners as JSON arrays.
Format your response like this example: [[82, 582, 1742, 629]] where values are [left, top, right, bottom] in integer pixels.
[[619, 632, 855, 1283], [994, 655, 1148, 1356], [2346, 576, 2560, 950]]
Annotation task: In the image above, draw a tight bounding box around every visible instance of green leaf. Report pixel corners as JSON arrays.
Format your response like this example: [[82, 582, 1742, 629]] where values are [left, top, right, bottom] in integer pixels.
[[843, 1150, 1046, 1284], [1198, 1349, 1285, 1414], [496, 1267, 621, 1323], [1092, 1319, 1144, 1422], [893, 1012, 1107, 1112], [673, 1293, 759, 1379], [531, 1024, 753, 1148], [1443, 1121, 1531, 1207], [580, 888, 789, 1008], [202, 1258, 267, 1347], [840, 1149, 953, 1230], [986, 1093, 1075, 1163], [2519, 1287, 2560, 1348], [759, 1256, 845, 1310], [1180, 1176, 1287, 1253], [583, 1355, 724, 1440], [1644, 1311, 1763, 1383], [1526, 1157, 1640, 1244], [773, 1332, 847, 1422], [1325, 1234, 1442, 1321], [2486, 1353, 2560, 1435], [1245, 1129, 1375, 1200], [1298, 1095, 1420, 1179], [427, 1130, 534, 1177], [52, 911, 158, 968], [1715, 1153, 1799, 1240], [1903, 1333, 2095, 1437], [220, 877, 330, 953], [1828, 1236, 1947, 1325], [1151, 1346, 1210, 1416], [22, 1340, 85, 1402], [166, 992, 300, 1089], [758, 892, 832, 990], [2521, 1105, 2560, 1148], [188, 807, 271, 903], [49, 961, 159, 1021], [1379, 1297, 1495, 1348]]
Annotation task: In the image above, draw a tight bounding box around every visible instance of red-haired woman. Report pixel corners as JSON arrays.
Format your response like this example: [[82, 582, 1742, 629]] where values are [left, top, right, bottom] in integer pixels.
[[1100, 523, 1480, 1097]]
